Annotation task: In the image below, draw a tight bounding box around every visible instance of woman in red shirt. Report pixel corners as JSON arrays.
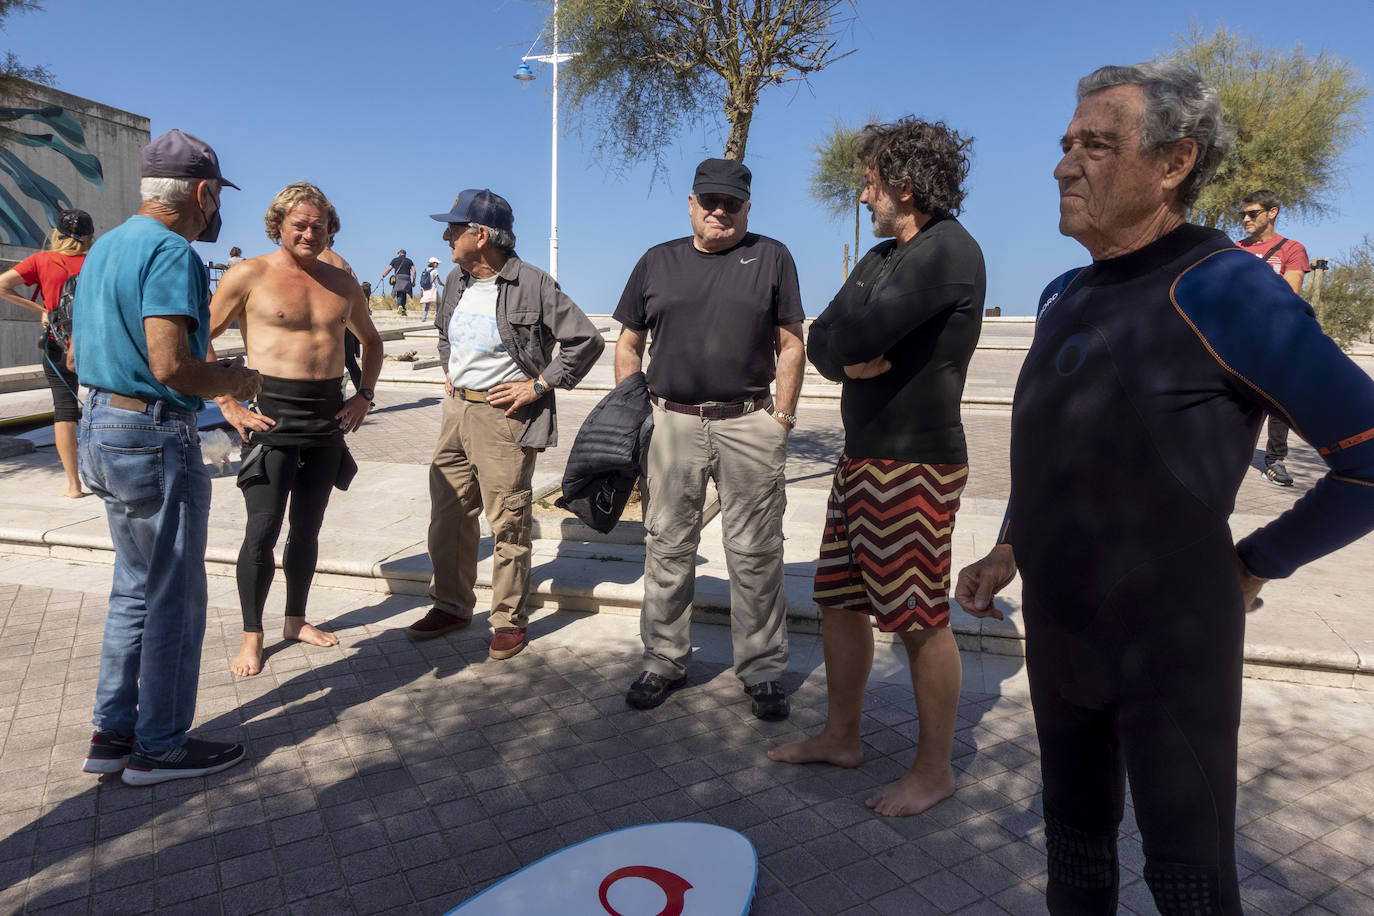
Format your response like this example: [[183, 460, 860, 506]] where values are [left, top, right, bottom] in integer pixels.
[[0, 209, 94, 498]]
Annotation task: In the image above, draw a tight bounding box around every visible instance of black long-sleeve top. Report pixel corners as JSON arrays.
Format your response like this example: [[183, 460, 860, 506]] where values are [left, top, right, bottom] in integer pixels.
[[807, 216, 986, 463]]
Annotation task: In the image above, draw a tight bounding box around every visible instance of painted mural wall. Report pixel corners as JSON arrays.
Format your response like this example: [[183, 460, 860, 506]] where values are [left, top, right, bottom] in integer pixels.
[[0, 79, 148, 369]]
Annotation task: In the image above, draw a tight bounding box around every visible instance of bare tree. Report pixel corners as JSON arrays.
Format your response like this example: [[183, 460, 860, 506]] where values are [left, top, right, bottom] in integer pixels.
[[0, 2, 52, 100], [1175, 24, 1369, 230], [555, 0, 856, 173]]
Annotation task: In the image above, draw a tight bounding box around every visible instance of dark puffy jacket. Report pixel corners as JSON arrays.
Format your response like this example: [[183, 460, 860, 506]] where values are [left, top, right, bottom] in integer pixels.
[[557, 372, 653, 533]]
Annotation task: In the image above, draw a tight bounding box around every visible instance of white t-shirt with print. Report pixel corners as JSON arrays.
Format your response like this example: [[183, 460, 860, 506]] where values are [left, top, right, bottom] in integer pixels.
[[446, 275, 527, 390]]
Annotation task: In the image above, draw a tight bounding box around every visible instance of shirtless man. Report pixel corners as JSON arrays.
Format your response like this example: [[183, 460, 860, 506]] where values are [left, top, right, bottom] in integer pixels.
[[208, 182, 383, 676]]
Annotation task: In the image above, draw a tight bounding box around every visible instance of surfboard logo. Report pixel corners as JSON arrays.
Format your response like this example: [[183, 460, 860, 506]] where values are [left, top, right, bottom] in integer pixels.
[[599, 866, 692, 916], [446, 822, 756, 915]]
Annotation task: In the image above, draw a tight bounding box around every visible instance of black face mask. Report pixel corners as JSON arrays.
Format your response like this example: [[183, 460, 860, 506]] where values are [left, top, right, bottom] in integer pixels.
[[197, 190, 221, 243]]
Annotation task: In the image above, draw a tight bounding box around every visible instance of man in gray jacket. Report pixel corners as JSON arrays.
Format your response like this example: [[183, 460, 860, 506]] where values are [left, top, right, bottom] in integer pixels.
[[405, 189, 604, 658]]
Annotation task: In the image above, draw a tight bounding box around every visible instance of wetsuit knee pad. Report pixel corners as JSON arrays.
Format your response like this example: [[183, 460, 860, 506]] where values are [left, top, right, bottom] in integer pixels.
[[1045, 814, 1116, 890], [242, 512, 284, 561], [1143, 861, 1222, 915]]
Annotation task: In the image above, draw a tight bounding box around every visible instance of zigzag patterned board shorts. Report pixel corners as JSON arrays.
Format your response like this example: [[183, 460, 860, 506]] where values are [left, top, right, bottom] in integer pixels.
[[812, 455, 968, 632]]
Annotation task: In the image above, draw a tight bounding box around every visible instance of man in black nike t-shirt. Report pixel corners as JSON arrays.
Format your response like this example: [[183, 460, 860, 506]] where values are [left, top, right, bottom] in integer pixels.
[[613, 157, 805, 721]]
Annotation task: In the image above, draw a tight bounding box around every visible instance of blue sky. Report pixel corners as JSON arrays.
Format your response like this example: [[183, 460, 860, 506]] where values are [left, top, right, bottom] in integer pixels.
[[7, 0, 1372, 315]]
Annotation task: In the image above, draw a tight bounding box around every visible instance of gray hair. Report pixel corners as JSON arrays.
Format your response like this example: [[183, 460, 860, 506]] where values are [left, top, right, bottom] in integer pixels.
[[1077, 61, 1233, 208], [139, 177, 200, 208], [467, 222, 516, 254]]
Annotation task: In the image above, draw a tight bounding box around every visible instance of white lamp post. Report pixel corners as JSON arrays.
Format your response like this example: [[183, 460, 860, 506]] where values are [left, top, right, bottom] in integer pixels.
[[515, 2, 575, 281]]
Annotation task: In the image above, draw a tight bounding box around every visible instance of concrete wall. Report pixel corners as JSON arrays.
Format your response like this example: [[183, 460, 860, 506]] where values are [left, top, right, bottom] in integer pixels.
[[0, 79, 149, 369]]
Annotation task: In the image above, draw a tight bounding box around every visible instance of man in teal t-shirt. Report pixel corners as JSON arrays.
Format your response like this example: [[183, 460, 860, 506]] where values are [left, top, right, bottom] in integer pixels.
[[75, 129, 261, 787]]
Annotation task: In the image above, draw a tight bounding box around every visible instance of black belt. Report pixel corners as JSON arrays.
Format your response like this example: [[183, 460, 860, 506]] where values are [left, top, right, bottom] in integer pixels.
[[650, 393, 770, 420]]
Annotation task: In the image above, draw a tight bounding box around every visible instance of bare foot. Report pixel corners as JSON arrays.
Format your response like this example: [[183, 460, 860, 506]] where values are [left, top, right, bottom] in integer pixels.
[[768, 733, 864, 768], [230, 632, 265, 677], [284, 619, 339, 647], [865, 768, 956, 817], [62, 487, 86, 499]]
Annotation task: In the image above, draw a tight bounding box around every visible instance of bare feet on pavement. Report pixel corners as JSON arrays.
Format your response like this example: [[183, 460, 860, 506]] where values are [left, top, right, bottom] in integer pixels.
[[62, 487, 86, 499], [768, 733, 864, 768], [865, 768, 955, 817], [285, 619, 339, 648], [230, 632, 264, 677]]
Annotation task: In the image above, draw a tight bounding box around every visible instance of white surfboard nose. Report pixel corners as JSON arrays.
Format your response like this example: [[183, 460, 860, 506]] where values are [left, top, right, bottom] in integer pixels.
[[446, 822, 757, 915]]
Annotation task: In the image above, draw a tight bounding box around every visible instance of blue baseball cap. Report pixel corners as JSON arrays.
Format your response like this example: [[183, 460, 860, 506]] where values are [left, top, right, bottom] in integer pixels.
[[430, 188, 514, 234]]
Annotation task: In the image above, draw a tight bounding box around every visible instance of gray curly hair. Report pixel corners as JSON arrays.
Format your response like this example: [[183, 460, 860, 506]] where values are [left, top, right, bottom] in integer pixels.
[[1077, 61, 1233, 208]]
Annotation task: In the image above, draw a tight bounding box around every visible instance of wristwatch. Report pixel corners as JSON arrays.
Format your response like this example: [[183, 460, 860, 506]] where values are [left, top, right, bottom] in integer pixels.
[[357, 387, 375, 404], [773, 410, 797, 429], [532, 379, 548, 398]]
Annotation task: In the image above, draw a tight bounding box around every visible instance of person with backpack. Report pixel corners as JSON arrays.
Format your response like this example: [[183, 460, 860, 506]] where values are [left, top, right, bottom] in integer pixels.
[[1237, 189, 1312, 488], [0, 208, 95, 498], [418, 255, 444, 321]]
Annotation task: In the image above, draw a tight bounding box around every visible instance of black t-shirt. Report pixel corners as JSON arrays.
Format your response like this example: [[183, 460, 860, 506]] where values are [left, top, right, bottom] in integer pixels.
[[807, 217, 986, 463], [614, 232, 804, 403], [389, 256, 414, 276]]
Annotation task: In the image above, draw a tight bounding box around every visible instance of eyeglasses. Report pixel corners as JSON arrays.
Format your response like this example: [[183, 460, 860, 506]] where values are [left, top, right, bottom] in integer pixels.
[[1240, 208, 1272, 220], [695, 194, 745, 214]]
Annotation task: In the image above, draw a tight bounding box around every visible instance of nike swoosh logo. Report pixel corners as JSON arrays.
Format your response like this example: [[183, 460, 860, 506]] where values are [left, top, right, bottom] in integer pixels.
[[740, 257, 758, 264]]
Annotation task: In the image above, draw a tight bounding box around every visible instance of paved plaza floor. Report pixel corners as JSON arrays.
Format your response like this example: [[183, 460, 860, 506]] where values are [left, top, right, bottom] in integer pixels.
[[2, 566, 1374, 916]]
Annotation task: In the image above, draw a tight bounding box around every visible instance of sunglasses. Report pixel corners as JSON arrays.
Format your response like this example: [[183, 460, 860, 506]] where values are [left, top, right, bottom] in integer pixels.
[[1240, 208, 1271, 220], [695, 194, 745, 214]]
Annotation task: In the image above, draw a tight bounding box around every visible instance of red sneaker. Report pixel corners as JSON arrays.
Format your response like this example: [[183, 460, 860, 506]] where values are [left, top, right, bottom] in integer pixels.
[[489, 627, 527, 659]]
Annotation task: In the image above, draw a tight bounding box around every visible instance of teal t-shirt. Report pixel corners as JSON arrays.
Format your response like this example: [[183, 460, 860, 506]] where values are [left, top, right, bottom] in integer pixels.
[[73, 215, 210, 411]]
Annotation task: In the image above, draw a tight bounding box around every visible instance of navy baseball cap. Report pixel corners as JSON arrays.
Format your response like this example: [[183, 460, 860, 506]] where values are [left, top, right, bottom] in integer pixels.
[[140, 129, 240, 190], [692, 158, 751, 201], [430, 188, 514, 234]]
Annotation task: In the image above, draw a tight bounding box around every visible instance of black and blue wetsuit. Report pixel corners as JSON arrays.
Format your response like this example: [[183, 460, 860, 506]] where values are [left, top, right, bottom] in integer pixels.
[[1004, 224, 1374, 914]]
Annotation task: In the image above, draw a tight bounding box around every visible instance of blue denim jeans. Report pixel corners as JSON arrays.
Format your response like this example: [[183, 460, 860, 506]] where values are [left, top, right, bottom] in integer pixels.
[[79, 391, 210, 752]]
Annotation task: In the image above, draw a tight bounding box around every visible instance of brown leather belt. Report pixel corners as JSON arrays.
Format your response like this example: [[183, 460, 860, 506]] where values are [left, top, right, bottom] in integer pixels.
[[108, 392, 150, 412], [452, 387, 489, 404], [650, 393, 770, 420]]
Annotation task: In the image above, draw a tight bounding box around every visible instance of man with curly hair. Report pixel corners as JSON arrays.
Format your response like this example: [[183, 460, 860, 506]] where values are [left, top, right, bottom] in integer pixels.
[[770, 119, 985, 817], [207, 182, 383, 677]]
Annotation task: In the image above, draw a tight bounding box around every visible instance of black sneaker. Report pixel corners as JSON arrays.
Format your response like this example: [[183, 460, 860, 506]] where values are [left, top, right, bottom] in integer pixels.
[[1263, 462, 1294, 487], [121, 737, 245, 786], [745, 681, 790, 721], [625, 671, 687, 710], [82, 728, 134, 774]]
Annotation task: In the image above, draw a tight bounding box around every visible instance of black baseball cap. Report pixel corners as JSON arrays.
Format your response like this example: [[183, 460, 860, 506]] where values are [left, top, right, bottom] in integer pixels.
[[692, 158, 751, 201], [430, 189, 514, 234], [140, 129, 240, 190], [57, 208, 94, 238]]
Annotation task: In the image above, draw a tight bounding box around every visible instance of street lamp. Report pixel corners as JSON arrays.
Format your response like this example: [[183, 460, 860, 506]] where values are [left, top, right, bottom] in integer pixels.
[[514, 2, 576, 281]]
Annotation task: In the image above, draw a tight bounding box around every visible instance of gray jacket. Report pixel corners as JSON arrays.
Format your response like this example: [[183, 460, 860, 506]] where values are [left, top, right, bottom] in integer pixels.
[[434, 253, 604, 449]]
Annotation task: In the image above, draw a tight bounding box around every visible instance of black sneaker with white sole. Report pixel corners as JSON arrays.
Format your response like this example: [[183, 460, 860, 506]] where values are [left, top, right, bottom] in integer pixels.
[[121, 737, 245, 786], [1263, 461, 1294, 487], [82, 728, 134, 774]]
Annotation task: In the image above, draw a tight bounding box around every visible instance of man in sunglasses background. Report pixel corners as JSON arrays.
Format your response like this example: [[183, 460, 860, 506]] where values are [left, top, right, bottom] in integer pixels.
[[613, 157, 805, 720], [1237, 189, 1311, 487]]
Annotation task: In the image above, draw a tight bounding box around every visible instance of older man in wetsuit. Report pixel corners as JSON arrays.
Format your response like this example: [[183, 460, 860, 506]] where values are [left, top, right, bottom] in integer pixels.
[[956, 62, 1374, 915], [208, 182, 383, 677]]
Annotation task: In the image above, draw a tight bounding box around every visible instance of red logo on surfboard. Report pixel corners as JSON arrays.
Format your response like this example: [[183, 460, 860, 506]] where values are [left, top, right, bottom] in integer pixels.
[[598, 866, 692, 916]]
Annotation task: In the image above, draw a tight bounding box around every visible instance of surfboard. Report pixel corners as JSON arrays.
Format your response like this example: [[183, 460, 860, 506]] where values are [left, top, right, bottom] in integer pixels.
[[446, 822, 757, 916]]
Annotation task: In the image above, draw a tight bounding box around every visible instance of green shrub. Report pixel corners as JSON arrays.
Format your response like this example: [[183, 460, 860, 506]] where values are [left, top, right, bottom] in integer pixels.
[[1306, 236, 1374, 350]]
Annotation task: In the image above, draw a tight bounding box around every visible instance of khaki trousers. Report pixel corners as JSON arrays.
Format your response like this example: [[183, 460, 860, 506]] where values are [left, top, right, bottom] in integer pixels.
[[427, 395, 536, 629], [640, 402, 790, 685]]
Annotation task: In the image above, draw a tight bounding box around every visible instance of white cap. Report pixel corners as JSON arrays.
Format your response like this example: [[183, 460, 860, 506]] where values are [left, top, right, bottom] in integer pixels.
[[428, 257, 440, 264]]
